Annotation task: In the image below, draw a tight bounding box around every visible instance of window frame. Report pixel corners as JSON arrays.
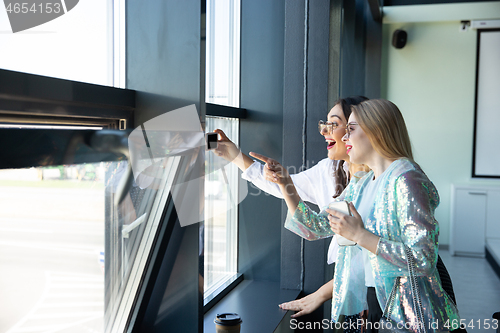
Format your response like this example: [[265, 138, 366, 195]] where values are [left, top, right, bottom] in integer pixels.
[[0, 69, 134, 131], [205, 0, 241, 108], [203, 103, 246, 312], [0, 69, 152, 333], [0, 69, 252, 329], [203, 0, 244, 310]]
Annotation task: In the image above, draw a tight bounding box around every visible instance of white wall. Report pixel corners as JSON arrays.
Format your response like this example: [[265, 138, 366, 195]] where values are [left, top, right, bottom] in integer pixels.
[[381, 2, 500, 245]]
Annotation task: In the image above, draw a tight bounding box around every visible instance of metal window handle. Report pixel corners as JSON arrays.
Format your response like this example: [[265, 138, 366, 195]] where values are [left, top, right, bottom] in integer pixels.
[[122, 213, 148, 238], [468, 192, 487, 195]]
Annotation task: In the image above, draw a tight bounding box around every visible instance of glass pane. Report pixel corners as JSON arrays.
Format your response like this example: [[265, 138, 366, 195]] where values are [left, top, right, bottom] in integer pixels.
[[0, 164, 106, 332], [0, 0, 125, 88], [105, 157, 180, 332], [204, 116, 239, 299], [206, 0, 241, 107], [0, 156, 181, 333]]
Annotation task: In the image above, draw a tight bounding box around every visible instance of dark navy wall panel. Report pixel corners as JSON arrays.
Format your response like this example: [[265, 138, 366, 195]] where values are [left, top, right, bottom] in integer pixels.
[[126, 0, 203, 332], [238, 0, 285, 283]]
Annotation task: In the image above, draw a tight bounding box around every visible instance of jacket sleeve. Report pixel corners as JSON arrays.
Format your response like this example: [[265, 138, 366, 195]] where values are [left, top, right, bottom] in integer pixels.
[[284, 200, 334, 241], [376, 170, 439, 276]]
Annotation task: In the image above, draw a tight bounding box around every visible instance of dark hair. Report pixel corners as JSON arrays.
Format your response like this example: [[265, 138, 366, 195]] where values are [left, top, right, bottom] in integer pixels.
[[332, 95, 369, 198]]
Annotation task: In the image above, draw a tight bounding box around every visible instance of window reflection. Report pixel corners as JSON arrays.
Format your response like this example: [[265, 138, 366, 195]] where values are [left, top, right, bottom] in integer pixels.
[[0, 156, 180, 333], [0, 164, 106, 332], [206, 0, 241, 107], [0, 0, 125, 88], [204, 116, 239, 299]]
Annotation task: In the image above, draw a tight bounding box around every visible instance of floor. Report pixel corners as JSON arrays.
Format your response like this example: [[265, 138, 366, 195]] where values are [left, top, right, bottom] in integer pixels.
[[439, 249, 500, 333]]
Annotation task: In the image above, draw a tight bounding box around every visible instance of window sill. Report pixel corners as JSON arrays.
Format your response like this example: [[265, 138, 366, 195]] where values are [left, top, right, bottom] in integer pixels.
[[203, 280, 300, 333], [204, 273, 244, 312]]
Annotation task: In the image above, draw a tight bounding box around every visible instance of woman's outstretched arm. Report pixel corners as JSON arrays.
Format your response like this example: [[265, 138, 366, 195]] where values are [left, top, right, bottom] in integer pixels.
[[249, 152, 301, 214], [213, 129, 254, 171], [249, 152, 333, 240], [213, 129, 333, 204]]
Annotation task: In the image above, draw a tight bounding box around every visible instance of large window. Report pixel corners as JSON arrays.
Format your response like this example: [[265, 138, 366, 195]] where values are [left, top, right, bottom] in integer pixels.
[[0, 153, 181, 333], [0, 0, 132, 329], [0, 164, 106, 332], [0, 0, 125, 88], [204, 0, 242, 304], [206, 0, 241, 107], [204, 116, 239, 302], [0, 0, 245, 328]]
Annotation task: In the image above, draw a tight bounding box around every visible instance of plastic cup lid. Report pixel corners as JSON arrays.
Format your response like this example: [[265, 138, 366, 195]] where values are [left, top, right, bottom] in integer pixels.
[[214, 313, 242, 326]]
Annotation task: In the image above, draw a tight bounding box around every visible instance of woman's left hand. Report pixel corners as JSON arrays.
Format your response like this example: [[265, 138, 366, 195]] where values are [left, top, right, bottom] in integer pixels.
[[326, 202, 365, 243]]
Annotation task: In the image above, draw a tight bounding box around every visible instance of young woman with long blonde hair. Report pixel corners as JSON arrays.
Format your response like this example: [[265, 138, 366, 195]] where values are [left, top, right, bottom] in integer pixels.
[[261, 99, 461, 332]]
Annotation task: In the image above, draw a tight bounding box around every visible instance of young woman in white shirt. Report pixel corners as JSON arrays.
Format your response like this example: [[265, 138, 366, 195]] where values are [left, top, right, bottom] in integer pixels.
[[213, 96, 370, 320], [255, 99, 462, 332], [213, 97, 457, 325]]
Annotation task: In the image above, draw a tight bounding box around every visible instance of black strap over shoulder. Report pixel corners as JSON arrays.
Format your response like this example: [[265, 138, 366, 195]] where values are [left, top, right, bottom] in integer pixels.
[[436, 255, 456, 305]]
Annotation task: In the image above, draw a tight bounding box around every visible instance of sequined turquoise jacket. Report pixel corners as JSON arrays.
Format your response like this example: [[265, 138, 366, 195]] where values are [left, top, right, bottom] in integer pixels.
[[285, 159, 460, 332]]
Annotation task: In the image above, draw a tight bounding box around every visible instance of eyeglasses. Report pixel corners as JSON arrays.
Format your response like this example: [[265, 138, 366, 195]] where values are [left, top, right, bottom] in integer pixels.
[[345, 122, 359, 138], [318, 120, 339, 134]]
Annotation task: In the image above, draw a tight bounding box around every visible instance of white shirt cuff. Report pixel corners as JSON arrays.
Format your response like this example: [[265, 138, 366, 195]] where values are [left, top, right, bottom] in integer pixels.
[[241, 160, 262, 181]]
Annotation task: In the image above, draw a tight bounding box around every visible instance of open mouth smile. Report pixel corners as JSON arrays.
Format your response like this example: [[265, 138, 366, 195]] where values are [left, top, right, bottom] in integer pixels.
[[326, 140, 336, 150], [345, 145, 352, 154]]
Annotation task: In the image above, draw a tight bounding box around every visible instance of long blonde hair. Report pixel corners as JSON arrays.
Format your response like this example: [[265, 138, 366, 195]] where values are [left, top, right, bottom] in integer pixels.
[[351, 99, 413, 161]]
